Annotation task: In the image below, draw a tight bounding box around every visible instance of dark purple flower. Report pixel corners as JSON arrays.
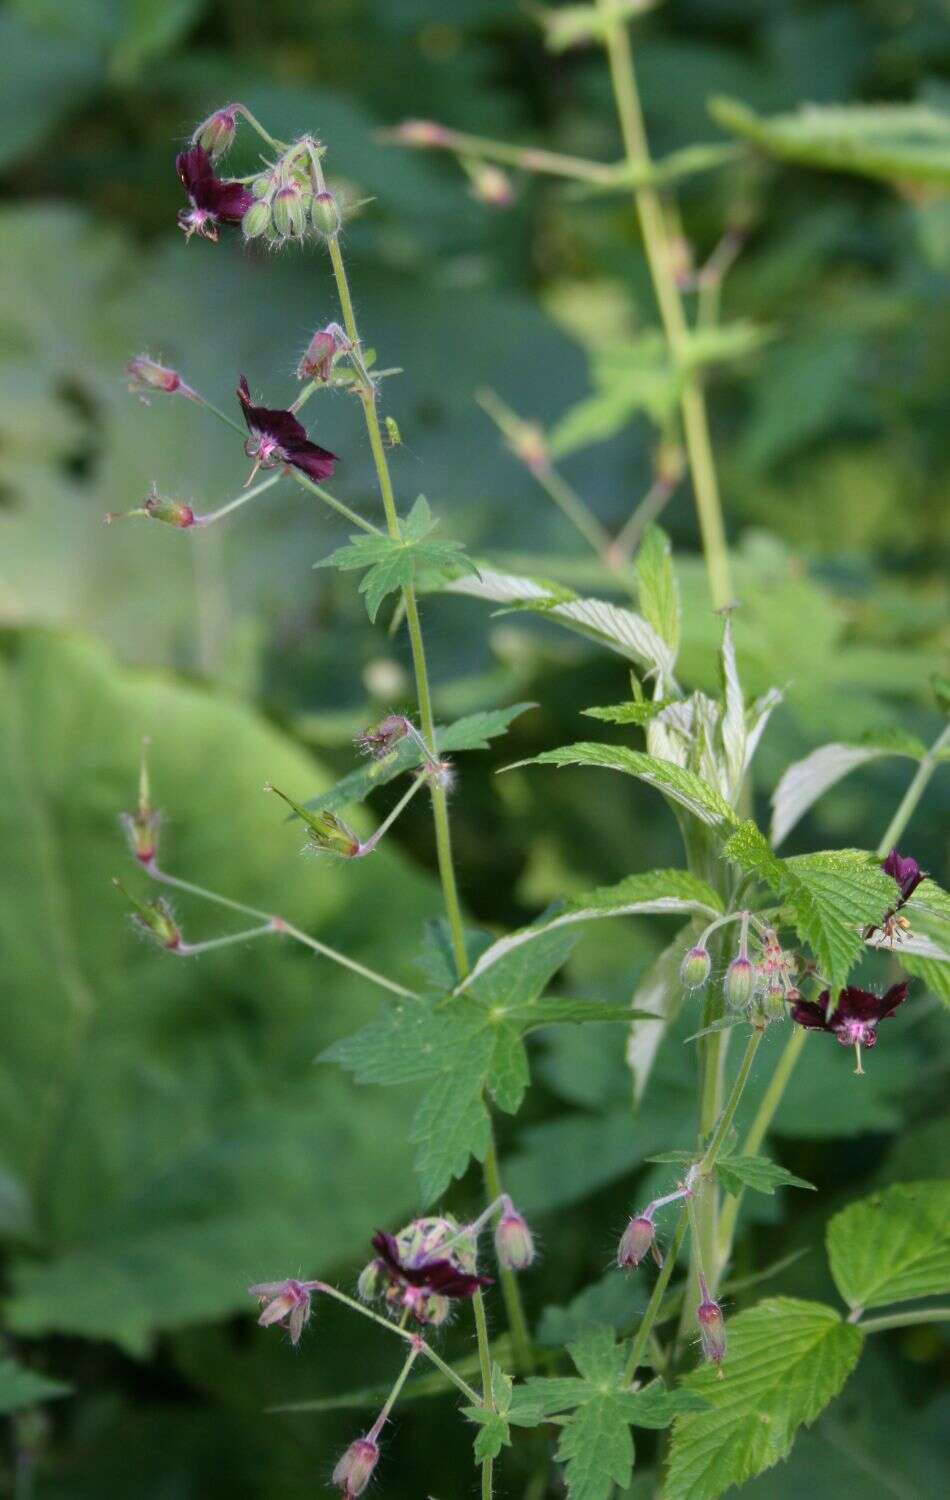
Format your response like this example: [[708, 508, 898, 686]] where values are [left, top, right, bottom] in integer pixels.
[[371, 1231, 491, 1300], [791, 982, 909, 1072], [237, 375, 339, 484], [176, 145, 254, 242], [882, 849, 925, 906]]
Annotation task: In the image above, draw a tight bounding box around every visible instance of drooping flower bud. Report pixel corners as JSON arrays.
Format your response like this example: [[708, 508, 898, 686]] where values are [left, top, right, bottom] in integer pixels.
[[390, 119, 452, 148], [242, 200, 272, 240], [297, 324, 345, 382], [125, 355, 195, 403], [466, 160, 515, 207], [332, 1437, 379, 1498], [724, 955, 755, 1012], [354, 714, 413, 759], [248, 1277, 316, 1345], [264, 783, 362, 858], [114, 881, 181, 950], [310, 190, 342, 237], [272, 182, 307, 240], [617, 1215, 655, 1269], [193, 105, 238, 160], [494, 1206, 535, 1270], [697, 1295, 727, 1369], [681, 944, 711, 990]]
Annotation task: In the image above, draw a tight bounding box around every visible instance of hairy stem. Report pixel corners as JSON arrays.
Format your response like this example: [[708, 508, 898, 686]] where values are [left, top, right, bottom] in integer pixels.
[[597, 0, 732, 610], [314, 1283, 481, 1403], [624, 1206, 689, 1382]]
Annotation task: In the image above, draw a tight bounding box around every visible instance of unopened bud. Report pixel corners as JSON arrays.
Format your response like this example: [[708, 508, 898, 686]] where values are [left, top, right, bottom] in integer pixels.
[[115, 882, 181, 950], [272, 183, 307, 239], [297, 326, 340, 382], [494, 1207, 535, 1270], [357, 1260, 383, 1302], [681, 945, 711, 990], [392, 119, 451, 148], [193, 105, 238, 160], [126, 355, 193, 402], [242, 200, 272, 240], [759, 984, 787, 1023], [697, 1296, 727, 1368], [384, 416, 402, 447], [144, 488, 196, 529], [332, 1437, 379, 1496], [310, 191, 342, 237], [617, 1214, 655, 1269], [467, 161, 515, 208], [265, 783, 362, 858], [724, 955, 755, 1011], [355, 714, 412, 758]]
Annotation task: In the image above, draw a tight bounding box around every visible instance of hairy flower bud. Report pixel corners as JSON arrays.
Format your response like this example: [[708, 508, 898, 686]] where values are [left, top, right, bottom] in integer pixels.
[[297, 325, 343, 382], [121, 739, 160, 865], [354, 714, 413, 759], [265, 784, 362, 858], [332, 1437, 379, 1497], [310, 190, 342, 237], [724, 955, 755, 1011], [242, 200, 272, 240], [143, 489, 196, 529], [697, 1295, 727, 1368], [617, 1214, 655, 1269], [272, 183, 307, 239], [115, 882, 181, 950], [467, 161, 515, 207], [681, 944, 711, 990], [494, 1207, 535, 1270], [193, 105, 238, 160], [125, 355, 193, 402]]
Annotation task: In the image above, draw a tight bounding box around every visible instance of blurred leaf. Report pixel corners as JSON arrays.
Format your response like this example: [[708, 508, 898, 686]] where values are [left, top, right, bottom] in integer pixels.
[[711, 98, 950, 189], [826, 1181, 950, 1312], [0, 12, 101, 169], [110, 0, 206, 82], [0, 1356, 71, 1414], [771, 737, 925, 847], [666, 1299, 864, 1500]]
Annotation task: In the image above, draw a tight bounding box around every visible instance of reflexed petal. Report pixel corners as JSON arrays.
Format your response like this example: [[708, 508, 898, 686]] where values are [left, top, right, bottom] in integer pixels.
[[790, 996, 833, 1031], [258, 1293, 295, 1327], [288, 1299, 309, 1344], [877, 981, 910, 1020]]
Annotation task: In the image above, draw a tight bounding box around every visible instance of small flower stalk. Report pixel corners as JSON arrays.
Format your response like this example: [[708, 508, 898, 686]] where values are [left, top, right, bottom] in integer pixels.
[[120, 738, 160, 865]]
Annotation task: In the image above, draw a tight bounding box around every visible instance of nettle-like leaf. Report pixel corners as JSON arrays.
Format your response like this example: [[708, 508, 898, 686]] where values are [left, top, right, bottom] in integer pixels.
[[520, 1326, 705, 1500], [715, 1155, 815, 1198], [303, 703, 536, 815], [0, 1357, 71, 1415], [455, 870, 722, 996], [771, 734, 926, 847], [666, 1299, 864, 1500], [826, 1181, 950, 1314], [444, 568, 676, 681], [711, 96, 950, 190], [723, 822, 895, 988], [635, 526, 680, 660], [326, 926, 653, 1200], [507, 744, 738, 830], [315, 496, 477, 621], [582, 699, 676, 726]]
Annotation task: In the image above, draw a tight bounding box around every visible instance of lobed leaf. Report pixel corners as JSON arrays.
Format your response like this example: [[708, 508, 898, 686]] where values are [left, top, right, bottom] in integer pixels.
[[715, 1155, 815, 1198], [826, 1181, 950, 1312]]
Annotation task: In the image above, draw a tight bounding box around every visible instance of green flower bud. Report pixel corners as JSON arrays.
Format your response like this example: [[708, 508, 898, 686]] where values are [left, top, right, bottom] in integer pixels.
[[265, 783, 361, 858], [724, 955, 755, 1012], [143, 489, 195, 529], [114, 881, 181, 950], [272, 183, 307, 239], [242, 200, 272, 240], [194, 105, 237, 160], [681, 944, 712, 990], [310, 190, 342, 237]]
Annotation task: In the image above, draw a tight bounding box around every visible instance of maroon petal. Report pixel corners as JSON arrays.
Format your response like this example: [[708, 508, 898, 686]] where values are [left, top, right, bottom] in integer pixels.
[[370, 1231, 407, 1280], [877, 981, 909, 1021], [287, 440, 338, 482], [178, 146, 253, 222], [206, 177, 254, 222], [177, 145, 215, 199], [790, 995, 834, 1032], [834, 986, 889, 1025], [237, 376, 339, 478], [882, 849, 924, 905], [370, 1231, 491, 1300]]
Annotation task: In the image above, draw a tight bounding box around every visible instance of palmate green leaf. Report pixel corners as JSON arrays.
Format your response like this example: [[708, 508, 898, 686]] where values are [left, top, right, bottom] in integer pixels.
[[558, 1394, 637, 1500], [506, 744, 738, 829], [0, 1356, 71, 1414], [710, 97, 950, 189], [303, 703, 536, 815], [409, 1060, 493, 1202], [715, 1155, 815, 1198], [635, 527, 680, 660], [456, 870, 721, 996], [315, 496, 477, 622], [826, 1182, 950, 1313], [464, 1407, 511, 1463], [666, 1299, 864, 1500], [0, 632, 438, 1354], [771, 736, 925, 847], [444, 568, 676, 681]]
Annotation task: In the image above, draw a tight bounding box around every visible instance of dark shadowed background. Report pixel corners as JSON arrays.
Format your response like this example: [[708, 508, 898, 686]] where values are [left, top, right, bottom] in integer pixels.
[[0, 1, 947, 1496]]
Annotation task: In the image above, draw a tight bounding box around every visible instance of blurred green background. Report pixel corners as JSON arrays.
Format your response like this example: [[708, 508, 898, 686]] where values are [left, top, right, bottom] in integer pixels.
[[0, 1, 948, 1495]]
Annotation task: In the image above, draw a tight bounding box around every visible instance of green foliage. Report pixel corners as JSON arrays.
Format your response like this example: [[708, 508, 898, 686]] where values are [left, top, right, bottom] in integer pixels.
[[635, 527, 680, 659], [715, 1155, 815, 1198], [771, 734, 926, 847], [0, 1356, 71, 1414], [826, 1181, 950, 1312], [711, 98, 950, 189], [666, 1300, 865, 1500], [315, 496, 477, 621], [509, 743, 738, 829]]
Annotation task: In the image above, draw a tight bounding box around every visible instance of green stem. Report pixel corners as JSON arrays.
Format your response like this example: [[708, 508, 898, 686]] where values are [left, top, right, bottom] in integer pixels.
[[876, 723, 950, 857], [315, 1283, 481, 1403], [368, 1344, 421, 1440], [700, 1027, 763, 1173], [624, 1206, 689, 1382], [472, 1285, 496, 1499], [148, 865, 416, 999], [386, 123, 620, 184], [178, 923, 273, 956], [196, 470, 284, 527], [856, 1307, 950, 1335], [596, 0, 732, 610]]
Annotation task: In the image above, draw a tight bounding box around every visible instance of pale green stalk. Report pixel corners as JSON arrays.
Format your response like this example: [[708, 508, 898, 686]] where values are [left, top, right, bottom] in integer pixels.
[[367, 1344, 422, 1441], [313, 1283, 481, 1403], [856, 1307, 950, 1334]]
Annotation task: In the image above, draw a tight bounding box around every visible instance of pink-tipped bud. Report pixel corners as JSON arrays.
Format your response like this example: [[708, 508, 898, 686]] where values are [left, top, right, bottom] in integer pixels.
[[265, 784, 362, 859], [392, 119, 451, 148], [354, 714, 412, 758], [297, 324, 344, 382], [724, 955, 755, 1012], [115, 881, 181, 950], [126, 355, 193, 402], [272, 182, 308, 239], [193, 105, 238, 160], [332, 1438, 379, 1498], [617, 1215, 655, 1269], [310, 191, 342, 237], [494, 1208, 535, 1271], [697, 1296, 727, 1368], [468, 162, 515, 208], [681, 945, 711, 990], [143, 488, 195, 529]]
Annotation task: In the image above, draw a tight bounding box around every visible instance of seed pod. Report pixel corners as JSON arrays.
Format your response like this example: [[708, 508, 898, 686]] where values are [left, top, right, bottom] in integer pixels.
[[310, 190, 342, 237], [272, 183, 307, 239], [242, 200, 272, 240], [143, 489, 196, 529]]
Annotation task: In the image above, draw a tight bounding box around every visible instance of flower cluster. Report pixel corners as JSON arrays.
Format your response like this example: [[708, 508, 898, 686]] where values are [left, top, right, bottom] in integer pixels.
[[681, 914, 800, 1026], [358, 1216, 491, 1327]]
